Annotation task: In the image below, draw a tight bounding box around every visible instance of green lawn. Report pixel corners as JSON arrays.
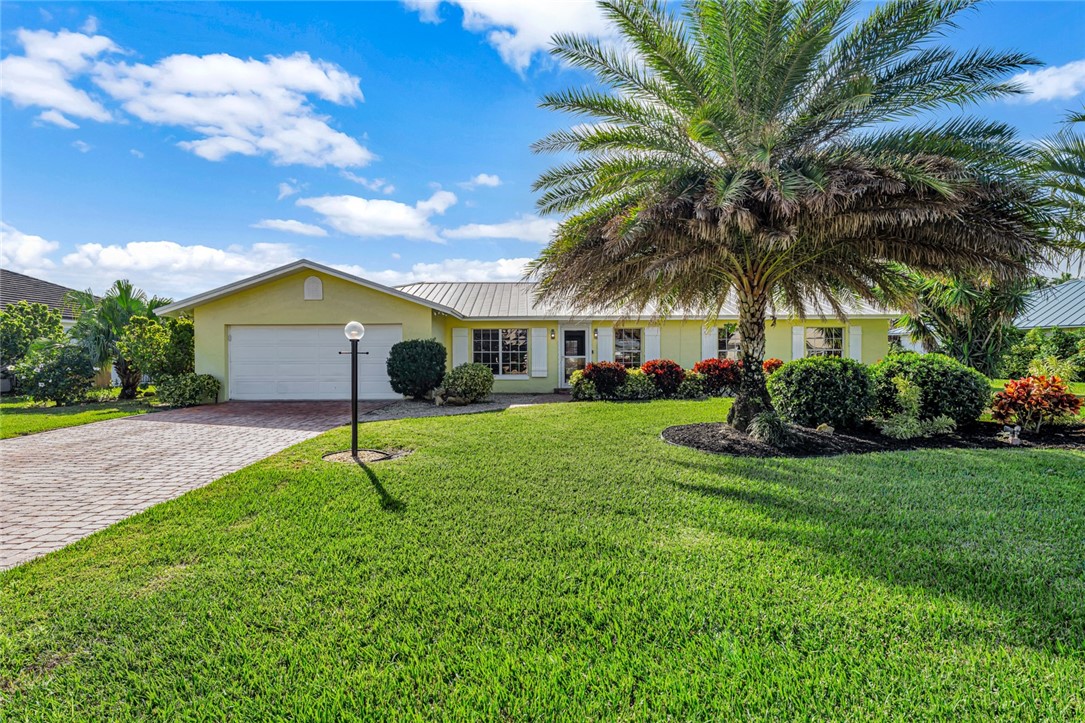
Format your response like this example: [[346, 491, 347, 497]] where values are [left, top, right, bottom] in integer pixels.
[[0, 394, 154, 439], [2, 401, 1083, 719]]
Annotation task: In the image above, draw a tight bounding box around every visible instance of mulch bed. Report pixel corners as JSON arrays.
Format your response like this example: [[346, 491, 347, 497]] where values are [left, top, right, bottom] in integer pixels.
[[661, 420, 1085, 458]]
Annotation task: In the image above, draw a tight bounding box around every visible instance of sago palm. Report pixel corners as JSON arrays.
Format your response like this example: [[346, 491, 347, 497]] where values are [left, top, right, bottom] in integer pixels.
[[530, 0, 1060, 429], [66, 280, 171, 399]]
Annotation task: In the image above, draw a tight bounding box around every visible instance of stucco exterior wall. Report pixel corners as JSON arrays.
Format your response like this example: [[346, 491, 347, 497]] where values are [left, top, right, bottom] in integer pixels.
[[193, 270, 438, 400]]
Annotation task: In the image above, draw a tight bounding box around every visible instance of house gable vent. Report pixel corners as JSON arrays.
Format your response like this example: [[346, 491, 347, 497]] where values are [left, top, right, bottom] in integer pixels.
[[303, 276, 323, 301]]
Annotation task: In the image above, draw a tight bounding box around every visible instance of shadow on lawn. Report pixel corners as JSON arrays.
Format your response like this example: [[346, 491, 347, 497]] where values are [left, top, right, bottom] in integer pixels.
[[350, 458, 406, 513], [671, 447, 1085, 653]]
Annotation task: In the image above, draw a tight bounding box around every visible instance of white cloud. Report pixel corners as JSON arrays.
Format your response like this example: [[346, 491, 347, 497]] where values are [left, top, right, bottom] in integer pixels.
[[403, 0, 612, 71], [298, 189, 457, 242], [0, 29, 118, 122], [59, 240, 297, 296], [459, 172, 501, 189], [0, 223, 59, 273], [71, 140, 92, 153], [277, 180, 302, 200], [341, 171, 396, 194], [81, 16, 99, 34], [251, 219, 328, 237], [95, 51, 372, 167], [443, 214, 557, 243], [36, 109, 79, 128], [2, 27, 373, 168], [334, 256, 532, 285], [130, 148, 144, 158], [1012, 58, 1085, 102]]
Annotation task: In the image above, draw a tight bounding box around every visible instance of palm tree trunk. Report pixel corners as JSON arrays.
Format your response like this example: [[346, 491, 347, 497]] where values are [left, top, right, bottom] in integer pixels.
[[727, 289, 772, 430], [115, 357, 142, 400]]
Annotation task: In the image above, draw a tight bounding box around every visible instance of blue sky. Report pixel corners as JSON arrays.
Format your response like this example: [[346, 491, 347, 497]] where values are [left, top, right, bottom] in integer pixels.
[[1, 1, 1083, 298]]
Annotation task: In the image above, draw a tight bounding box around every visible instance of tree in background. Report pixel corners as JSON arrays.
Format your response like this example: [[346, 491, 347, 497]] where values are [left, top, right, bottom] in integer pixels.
[[1033, 108, 1085, 265], [0, 302, 64, 386], [117, 316, 195, 381], [66, 281, 171, 399], [529, 0, 1060, 430], [896, 273, 1033, 376]]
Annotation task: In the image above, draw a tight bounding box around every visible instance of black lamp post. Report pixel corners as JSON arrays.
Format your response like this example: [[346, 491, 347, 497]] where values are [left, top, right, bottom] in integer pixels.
[[342, 321, 366, 457]]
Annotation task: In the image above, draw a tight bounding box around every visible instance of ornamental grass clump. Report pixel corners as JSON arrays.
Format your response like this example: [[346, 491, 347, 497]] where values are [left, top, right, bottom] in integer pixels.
[[991, 376, 1082, 432]]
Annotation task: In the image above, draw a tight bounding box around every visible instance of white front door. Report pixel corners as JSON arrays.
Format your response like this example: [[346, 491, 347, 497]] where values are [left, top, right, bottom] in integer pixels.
[[560, 327, 589, 387], [228, 324, 403, 400]]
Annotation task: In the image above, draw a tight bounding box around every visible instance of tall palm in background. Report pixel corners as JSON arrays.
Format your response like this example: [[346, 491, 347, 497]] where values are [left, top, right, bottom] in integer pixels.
[[530, 0, 1061, 429], [66, 280, 171, 399], [1034, 108, 1085, 265], [896, 272, 1033, 376]]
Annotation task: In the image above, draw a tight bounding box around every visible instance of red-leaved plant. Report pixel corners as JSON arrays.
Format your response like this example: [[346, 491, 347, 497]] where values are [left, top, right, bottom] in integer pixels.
[[991, 376, 1081, 432], [582, 361, 628, 399], [641, 359, 686, 396], [693, 357, 742, 396], [762, 358, 784, 375]]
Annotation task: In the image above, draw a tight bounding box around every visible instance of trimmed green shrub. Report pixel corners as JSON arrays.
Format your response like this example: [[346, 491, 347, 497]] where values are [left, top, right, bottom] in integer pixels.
[[675, 370, 707, 399], [871, 352, 989, 424], [767, 356, 873, 429], [877, 376, 957, 440], [13, 338, 96, 405], [156, 373, 220, 407], [0, 301, 64, 373], [568, 369, 600, 401], [615, 369, 660, 400], [582, 361, 628, 399], [641, 359, 685, 396], [692, 358, 741, 396], [443, 362, 493, 403], [386, 339, 447, 399]]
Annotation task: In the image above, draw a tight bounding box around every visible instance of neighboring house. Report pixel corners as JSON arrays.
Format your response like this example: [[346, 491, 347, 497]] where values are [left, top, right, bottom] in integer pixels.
[[1015, 278, 1085, 331], [0, 268, 80, 330], [157, 259, 896, 402]]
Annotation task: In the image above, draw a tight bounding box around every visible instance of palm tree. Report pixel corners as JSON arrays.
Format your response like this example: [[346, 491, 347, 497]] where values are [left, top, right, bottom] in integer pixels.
[[1034, 108, 1085, 265], [66, 280, 171, 399], [529, 0, 1061, 430], [896, 272, 1034, 376]]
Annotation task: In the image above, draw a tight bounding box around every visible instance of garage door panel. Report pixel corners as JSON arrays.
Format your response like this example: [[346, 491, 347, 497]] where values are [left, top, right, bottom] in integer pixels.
[[228, 325, 402, 400]]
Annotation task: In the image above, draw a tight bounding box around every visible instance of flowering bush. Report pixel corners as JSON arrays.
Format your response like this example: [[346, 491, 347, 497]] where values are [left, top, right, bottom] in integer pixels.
[[991, 376, 1082, 432], [762, 358, 784, 376], [693, 358, 742, 396], [582, 361, 628, 399], [641, 359, 685, 396], [12, 337, 96, 405]]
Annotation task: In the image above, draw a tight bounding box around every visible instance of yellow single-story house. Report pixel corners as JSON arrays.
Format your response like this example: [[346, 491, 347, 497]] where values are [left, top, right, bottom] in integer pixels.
[[158, 259, 896, 401]]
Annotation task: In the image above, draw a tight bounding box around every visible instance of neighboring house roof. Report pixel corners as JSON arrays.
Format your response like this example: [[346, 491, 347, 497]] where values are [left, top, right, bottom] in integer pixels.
[[1016, 278, 1085, 329], [398, 281, 897, 320], [0, 268, 81, 320], [156, 259, 464, 318]]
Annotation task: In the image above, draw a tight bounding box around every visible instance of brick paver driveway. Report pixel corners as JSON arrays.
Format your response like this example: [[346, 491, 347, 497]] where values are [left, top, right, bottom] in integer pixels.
[[1, 401, 386, 570]]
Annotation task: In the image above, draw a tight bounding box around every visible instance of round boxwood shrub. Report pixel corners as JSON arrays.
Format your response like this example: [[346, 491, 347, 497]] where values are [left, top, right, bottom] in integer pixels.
[[582, 361, 628, 399], [692, 357, 741, 396], [13, 338, 96, 406], [870, 352, 989, 424], [387, 338, 446, 399], [767, 356, 873, 429], [641, 359, 685, 397], [442, 362, 494, 403]]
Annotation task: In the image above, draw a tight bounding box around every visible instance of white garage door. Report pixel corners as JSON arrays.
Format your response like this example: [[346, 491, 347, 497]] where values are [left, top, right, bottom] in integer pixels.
[[228, 325, 402, 400]]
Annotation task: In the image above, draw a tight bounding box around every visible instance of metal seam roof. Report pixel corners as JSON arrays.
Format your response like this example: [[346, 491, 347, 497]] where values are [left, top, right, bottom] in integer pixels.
[[1016, 279, 1085, 329]]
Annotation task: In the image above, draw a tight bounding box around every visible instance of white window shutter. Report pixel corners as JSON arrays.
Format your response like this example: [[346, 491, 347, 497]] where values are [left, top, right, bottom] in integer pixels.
[[701, 327, 717, 360], [792, 326, 804, 360], [645, 326, 661, 360], [530, 327, 548, 377], [452, 328, 469, 366], [849, 325, 862, 361], [596, 327, 614, 362]]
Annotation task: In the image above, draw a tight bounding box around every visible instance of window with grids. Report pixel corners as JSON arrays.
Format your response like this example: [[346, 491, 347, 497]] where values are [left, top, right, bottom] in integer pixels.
[[805, 327, 844, 357], [717, 325, 741, 360], [472, 328, 528, 376], [614, 328, 643, 368]]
